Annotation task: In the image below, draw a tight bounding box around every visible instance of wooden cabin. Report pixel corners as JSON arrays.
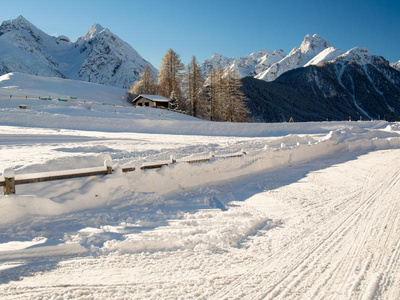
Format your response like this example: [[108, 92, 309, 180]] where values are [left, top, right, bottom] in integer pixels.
[[132, 94, 171, 108]]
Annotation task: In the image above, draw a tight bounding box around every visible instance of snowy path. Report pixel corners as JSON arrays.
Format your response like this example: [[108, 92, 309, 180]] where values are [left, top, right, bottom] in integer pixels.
[[1, 149, 399, 299], [215, 150, 400, 300]]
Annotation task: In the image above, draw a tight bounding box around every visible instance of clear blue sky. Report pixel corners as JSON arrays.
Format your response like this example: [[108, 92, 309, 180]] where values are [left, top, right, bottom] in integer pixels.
[[1, 0, 399, 67]]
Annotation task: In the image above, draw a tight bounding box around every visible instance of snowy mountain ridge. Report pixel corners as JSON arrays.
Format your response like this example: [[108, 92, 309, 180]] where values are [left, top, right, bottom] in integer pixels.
[[201, 34, 398, 83], [333, 47, 388, 65], [199, 49, 287, 78], [390, 60, 400, 71], [0, 16, 156, 89]]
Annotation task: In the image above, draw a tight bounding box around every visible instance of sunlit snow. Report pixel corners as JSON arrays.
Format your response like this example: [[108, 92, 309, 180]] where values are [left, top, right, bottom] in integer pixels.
[[1, 73, 400, 299]]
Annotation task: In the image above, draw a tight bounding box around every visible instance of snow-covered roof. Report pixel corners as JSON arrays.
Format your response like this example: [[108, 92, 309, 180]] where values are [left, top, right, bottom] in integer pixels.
[[133, 94, 171, 103]]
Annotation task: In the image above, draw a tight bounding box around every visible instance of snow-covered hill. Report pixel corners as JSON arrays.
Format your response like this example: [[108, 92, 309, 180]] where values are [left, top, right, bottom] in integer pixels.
[[0, 72, 127, 105], [0, 16, 156, 89]]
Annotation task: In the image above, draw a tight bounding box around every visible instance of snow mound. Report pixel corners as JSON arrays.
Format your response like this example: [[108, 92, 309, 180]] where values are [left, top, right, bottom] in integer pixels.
[[106, 207, 277, 253]]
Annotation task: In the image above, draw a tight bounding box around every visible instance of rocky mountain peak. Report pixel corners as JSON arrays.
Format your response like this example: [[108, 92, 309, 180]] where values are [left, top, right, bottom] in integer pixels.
[[300, 34, 332, 54], [391, 60, 400, 71], [84, 23, 105, 40], [0, 16, 156, 89]]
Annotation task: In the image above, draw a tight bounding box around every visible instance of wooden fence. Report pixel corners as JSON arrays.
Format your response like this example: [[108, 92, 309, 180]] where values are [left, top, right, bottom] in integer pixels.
[[1, 151, 246, 195]]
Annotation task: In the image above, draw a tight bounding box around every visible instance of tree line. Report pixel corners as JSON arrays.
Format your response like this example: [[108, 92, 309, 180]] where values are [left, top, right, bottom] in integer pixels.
[[127, 49, 250, 122]]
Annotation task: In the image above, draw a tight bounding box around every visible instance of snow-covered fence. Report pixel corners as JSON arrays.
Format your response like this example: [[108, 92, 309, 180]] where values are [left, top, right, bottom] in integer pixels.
[[1, 151, 247, 195], [1, 161, 112, 195], [2, 93, 192, 115]]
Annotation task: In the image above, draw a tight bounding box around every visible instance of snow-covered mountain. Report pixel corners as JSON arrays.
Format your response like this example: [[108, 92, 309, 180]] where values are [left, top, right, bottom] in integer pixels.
[[391, 60, 400, 71], [199, 49, 287, 78], [200, 34, 346, 81], [201, 34, 400, 89], [242, 46, 400, 122], [0, 16, 156, 89], [333, 47, 387, 65], [255, 34, 342, 81]]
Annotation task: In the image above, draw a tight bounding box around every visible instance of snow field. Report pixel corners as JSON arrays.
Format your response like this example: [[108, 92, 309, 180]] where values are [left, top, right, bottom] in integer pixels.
[[2, 149, 400, 299], [1, 72, 400, 299]]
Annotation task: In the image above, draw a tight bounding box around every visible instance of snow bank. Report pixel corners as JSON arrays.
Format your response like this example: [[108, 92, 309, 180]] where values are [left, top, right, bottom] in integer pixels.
[[1, 127, 399, 229]]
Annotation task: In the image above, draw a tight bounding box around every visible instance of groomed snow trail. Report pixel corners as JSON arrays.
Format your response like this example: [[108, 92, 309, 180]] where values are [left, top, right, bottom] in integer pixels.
[[1, 149, 399, 299], [215, 149, 400, 300]]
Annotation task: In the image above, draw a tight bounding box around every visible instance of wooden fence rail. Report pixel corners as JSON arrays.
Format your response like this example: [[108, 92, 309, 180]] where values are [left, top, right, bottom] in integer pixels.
[[1, 151, 246, 195]]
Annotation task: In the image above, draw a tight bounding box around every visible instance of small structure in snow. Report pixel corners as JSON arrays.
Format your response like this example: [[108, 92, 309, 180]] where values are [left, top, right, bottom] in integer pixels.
[[132, 94, 172, 108]]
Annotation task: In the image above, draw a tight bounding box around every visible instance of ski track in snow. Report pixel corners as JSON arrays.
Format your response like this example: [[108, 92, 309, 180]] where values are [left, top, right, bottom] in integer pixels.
[[214, 150, 400, 300]]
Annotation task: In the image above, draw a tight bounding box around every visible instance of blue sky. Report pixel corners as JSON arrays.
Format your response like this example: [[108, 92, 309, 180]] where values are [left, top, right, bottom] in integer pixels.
[[1, 0, 399, 67]]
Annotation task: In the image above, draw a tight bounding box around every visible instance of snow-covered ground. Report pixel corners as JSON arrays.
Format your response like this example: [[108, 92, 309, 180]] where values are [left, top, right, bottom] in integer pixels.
[[1, 73, 400, 299]]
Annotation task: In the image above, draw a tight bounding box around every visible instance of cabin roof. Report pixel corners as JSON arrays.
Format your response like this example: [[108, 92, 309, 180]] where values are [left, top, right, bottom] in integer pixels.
[[132, 94, 171, 103]]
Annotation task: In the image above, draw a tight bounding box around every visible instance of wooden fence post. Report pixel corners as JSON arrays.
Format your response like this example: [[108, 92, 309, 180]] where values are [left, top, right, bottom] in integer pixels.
[[4, 177, 16, 195], [3, 170, 16, 195], [104, 159, 113, 174]]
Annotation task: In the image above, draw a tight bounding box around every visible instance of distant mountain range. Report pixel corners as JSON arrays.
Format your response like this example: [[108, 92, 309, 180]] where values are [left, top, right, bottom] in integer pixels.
[[200, 34, 400, 122], [0, 16, 156, 89], [200, 34, 400, 82], [1, 16, 399, 122]]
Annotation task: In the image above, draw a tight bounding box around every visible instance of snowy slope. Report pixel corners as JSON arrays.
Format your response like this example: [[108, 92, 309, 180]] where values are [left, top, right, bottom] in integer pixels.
[[303, 46, 346, 66], [1, 68, 400, 299], [0, 16, 156, 89], [0, 72, 127, 105]]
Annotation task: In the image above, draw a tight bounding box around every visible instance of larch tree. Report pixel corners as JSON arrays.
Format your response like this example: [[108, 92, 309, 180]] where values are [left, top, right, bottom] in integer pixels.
[[207, 67, 250, 122], [222, 69, 251, 122], [185, 56, 206, 117], [127, 64, 158, 101], [207, 65, 225, 121], [158, 49, 185, 110]]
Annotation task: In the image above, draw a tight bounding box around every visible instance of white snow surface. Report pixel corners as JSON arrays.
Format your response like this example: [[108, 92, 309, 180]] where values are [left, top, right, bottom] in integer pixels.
[[1, 73, 400, 299], [0, 72, 126, 104], [304, 46, 346, 67]]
